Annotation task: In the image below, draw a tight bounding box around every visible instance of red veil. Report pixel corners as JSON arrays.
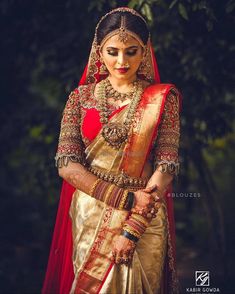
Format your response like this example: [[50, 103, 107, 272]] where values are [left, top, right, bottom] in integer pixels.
[[42, 8, 177, 294]]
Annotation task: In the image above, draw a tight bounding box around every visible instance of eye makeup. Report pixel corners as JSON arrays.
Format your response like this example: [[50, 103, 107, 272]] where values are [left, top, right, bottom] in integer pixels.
[[106, 46, 139, 57]]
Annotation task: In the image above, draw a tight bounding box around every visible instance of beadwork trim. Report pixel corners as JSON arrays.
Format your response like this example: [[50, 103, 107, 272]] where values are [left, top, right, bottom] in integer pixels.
[[55, 154, 86, 168], [156, 161, 180, 176], [88, 166, 148, 189]]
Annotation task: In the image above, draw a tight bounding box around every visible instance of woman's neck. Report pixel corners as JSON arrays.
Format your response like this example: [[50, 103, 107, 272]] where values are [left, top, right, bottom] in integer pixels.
[[108, 75, 137, 93]]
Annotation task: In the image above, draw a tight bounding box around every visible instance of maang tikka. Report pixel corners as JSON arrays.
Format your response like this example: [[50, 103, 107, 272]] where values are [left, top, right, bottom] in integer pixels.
[[117, 16, 129, 43]]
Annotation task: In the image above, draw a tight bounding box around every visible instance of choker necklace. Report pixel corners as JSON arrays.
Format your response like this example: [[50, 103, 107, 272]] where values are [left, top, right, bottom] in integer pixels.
[[97, 78, 143, 149], [104, 78, 136, 102]]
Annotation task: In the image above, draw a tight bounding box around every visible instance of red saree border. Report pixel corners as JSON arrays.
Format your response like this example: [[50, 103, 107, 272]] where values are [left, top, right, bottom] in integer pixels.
[[140, 84, 175, 176], [97, 263, 114, 294], [120, 83, 175, 177], [74, 207, 116, 294]]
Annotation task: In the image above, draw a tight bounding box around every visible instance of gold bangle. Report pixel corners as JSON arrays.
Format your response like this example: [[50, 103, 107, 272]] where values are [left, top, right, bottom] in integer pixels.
[[90, 179, 102, 196], [118, 189, 129, 210], [122, 225, 141, 239], [131, 213, 149, 227], [104, 184, 114, 204]]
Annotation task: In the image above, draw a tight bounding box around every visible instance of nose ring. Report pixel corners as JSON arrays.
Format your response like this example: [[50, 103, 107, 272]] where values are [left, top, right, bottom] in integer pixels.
[[117, 62, 130, 68]]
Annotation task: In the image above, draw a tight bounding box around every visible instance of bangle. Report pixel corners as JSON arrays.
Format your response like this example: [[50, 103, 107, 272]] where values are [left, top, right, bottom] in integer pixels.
[[90, 179, 102, 196], [131, 213, 150, 227], [121, 230, 139, 243], [118, 189, 129, 210], [104, 184, 115, 204], [124, 191, 135, 210]]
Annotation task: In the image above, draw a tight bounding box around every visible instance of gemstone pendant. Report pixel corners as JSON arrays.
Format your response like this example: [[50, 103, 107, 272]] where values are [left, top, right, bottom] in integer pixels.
[[102, 123, 128, 149]]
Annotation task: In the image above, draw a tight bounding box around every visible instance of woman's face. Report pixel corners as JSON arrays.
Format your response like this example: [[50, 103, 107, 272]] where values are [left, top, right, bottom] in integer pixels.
[[100, 34, 144, 83]]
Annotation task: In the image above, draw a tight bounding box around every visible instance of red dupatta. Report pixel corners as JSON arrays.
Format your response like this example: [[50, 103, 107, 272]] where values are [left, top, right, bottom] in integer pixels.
[[42, 8, 178, 294]]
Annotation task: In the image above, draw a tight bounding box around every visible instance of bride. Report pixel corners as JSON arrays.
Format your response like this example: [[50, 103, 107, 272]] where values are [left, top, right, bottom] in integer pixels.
[[42, 7, 181, 294]]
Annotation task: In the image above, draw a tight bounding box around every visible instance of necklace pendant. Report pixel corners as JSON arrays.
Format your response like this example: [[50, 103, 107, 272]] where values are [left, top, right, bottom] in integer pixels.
[[98, 78, 143, 150], [102, 123, 128, 149]]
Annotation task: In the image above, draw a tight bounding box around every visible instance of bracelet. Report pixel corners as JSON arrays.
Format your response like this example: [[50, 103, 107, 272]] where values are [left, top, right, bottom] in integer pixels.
[[90, 179, 133, 211], [104, 184, 115, 204], [124, 191, 135, 210], [123, 220, 145, 237], [121, 230, 139, 243], [122, 225, 142, 239], [90, 179, 102, 196], [131, 213, 150, 227]]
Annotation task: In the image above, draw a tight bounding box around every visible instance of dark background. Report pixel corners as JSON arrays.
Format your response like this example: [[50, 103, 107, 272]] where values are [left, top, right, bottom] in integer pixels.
[[0, 0, 235, 293]]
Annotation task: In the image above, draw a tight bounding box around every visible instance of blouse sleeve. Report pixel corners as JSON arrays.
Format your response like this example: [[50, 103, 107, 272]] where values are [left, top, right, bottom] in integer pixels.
[[153, 87, 181, 176], [55, 88, 87, 168]]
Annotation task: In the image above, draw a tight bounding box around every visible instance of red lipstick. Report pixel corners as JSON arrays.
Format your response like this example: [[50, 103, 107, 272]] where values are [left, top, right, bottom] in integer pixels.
[[116, 68, 129, 74]]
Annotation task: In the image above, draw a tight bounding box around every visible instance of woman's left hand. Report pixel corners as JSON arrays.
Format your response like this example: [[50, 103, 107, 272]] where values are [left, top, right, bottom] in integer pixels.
[[111, 235, 136, 265]]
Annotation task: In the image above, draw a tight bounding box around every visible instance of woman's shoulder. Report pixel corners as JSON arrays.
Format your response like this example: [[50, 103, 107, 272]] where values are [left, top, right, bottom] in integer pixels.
[[64, 83, 95, 106], [77, 83, 95, 94], [145, 82, 179, 93], [77, 83, 97, 108], [142, 82, 181, 110], [145, 82, 180, 100]]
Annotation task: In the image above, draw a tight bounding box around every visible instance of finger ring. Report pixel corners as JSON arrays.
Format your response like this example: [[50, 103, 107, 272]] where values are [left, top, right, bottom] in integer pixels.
[[112, 251, 116, 257], [146, 212, 152, 218], [154, 196, 159, 202], [154, 202, 160, 209]]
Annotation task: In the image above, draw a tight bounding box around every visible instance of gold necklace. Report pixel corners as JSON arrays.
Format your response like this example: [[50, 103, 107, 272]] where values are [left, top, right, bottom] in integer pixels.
[[104, 78, 136, 102], [97, 78, 143, 149]]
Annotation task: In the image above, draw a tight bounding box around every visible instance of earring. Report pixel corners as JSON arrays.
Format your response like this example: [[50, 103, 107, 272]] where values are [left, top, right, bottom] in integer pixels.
[[137, 46, 152, 81], [138, 60, 146, 75], [100, 62, 108, 75]]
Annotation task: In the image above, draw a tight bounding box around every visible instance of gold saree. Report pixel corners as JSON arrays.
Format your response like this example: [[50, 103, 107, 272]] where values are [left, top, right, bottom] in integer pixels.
[[67, 84, 178, 294]]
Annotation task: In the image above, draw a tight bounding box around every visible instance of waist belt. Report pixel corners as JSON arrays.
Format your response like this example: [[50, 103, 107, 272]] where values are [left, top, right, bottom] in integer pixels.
[[88, 166, 148, 189]]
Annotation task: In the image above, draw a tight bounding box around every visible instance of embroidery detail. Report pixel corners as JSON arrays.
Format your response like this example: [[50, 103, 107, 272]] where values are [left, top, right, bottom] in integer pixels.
[[55, 89, 86, 167], [79, 84, 98, 109], [154, 88, 180, 175], [165, 204, 180, 293]]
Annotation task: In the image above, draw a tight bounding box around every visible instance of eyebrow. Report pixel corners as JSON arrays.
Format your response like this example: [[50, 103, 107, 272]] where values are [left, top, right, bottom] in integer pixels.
[[106, 46, 139, 50]]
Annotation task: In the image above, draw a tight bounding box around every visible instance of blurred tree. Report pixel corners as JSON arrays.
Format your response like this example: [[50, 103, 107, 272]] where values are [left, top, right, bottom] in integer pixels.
[[0, 0, 234, 293]]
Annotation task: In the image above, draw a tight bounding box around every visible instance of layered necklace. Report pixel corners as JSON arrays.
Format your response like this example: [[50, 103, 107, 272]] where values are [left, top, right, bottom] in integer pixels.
[[97, 78, 143, 149], [104, 78, 136, 102]]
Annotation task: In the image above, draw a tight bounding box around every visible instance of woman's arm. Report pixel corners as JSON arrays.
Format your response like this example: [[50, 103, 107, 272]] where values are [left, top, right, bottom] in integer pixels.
[[146, 168, 173, 196], [58, 160, 154, 211], [146, 86, 181, 196]]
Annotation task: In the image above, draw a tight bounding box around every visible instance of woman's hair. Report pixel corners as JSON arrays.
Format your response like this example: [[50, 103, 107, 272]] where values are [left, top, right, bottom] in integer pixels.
[[96, 11, 149, 46]]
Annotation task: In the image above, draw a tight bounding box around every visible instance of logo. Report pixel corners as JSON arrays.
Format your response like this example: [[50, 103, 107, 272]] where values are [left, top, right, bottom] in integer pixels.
[[195, 271, 210, 286]]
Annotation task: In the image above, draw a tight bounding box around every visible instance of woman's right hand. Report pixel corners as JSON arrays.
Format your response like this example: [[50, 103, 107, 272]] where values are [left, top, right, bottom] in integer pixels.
[[133, 185, 157, 210]]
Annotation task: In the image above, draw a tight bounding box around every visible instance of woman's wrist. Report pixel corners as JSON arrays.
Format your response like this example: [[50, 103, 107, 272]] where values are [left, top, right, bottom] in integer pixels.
[[121, 230, 139, 243], [89, 179, 134, 210], [122, 212, 149, 241]]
